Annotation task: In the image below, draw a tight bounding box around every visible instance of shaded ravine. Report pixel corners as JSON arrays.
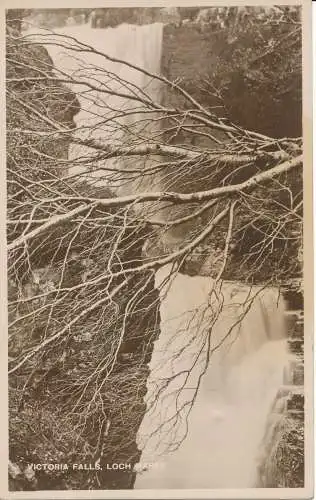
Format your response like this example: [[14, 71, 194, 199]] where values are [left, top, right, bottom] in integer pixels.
[[27, 21, 298, 489]]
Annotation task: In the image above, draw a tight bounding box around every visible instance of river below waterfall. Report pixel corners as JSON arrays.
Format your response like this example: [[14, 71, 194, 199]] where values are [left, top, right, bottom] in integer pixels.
[[27, 21, 292, 489]]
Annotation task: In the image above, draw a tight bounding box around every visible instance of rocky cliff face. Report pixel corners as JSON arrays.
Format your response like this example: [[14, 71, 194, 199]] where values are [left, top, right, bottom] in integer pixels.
[[161, 8, 301, 138], [7, 28, 161, 491], [257, 287, 304, 488], [160, 12, 302, 287]]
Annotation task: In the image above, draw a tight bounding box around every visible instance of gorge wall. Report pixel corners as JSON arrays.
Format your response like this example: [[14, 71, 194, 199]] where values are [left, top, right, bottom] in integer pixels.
[[159, 17, 302, 288], [7, 22, 161, 491]]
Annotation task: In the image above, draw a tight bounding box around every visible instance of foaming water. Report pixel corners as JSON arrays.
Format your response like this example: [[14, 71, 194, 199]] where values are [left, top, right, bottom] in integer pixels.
[[135, 265, 290, 488]]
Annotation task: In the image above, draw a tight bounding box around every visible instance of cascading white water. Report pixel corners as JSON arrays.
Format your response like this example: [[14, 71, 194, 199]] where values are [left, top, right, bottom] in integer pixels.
[[135, 265, 290, 488], [37, 22, 164, 199], [29, 21, 292, 488]]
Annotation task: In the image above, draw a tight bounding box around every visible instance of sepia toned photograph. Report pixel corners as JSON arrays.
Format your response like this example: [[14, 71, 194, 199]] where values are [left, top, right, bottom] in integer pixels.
[[4, 2, 312, 498]]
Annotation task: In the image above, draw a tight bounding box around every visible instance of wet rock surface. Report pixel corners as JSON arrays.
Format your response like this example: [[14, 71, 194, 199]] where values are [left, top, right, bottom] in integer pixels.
[[258, 288, 304, 488]]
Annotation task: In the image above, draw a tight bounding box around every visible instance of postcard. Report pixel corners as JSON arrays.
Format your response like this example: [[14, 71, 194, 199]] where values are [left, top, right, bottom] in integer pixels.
[[1, 1, 313, 498]]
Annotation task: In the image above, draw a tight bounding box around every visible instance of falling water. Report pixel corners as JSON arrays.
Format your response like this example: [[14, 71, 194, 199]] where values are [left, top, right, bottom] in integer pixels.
[[134, 265, 290, 488], [37, 22, 164, 199], [28, 21, 292, 488]]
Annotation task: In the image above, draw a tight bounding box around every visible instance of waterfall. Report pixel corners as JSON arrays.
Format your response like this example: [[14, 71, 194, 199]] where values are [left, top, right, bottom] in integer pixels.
[[28, 21, 292, 488], [135, 265, 291, 488], [34, 22, 164, 199]]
